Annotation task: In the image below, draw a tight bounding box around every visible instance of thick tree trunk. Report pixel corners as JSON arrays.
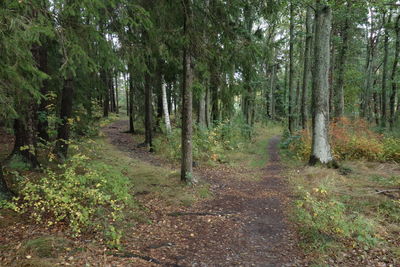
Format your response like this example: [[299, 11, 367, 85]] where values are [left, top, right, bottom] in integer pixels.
[[334, 3, 351, 119], [309, 2, 334, 166], [55, 77, 74, 159], [181, 0, 195, 184], [329, 38, 335, 117], [210, 67, 219, 123], [390, 15, 400, 128], [161, 75, 172, 134], [288, 1, 295, 133], [128, 68, 135, 133], [205, 86, 210, 128], [0, 164, 12, 200], [110, 74, 116, 113], [269, 63, 276, 120], [115, 75, 119, 114], [301, 7, 313, 129], [361, 9, 377, 119], [34, 44, 50, 142], [144, 71, 153, 149], [199, 89, 206, 127], [381, 12, 391, 127], [11, 107, 39, 168], [102, 71, 109, 118]]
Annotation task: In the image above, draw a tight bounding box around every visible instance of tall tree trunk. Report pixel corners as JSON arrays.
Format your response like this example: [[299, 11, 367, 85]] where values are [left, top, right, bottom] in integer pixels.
[[301, 7, 313, 129], [55, 77, 74, 159], [0, 163, 12, 200], [110, 74, 116, 113], [128, 68, 135, 133], [199, 89, 206, 127], [161, 75, 172, 133], [102, 71, 109, 118], [35, 44, 50, 142], [309, 2, 334, 166], [334, 3, 351, 119], [115, 74, 119, 114], [390, 15, 400, 128], [144, 70, 153, 150], [381, 12, 391, 127], [361, 9, 377, 119], [329, 36, 335, 117], [205, 86, 210, 128], [210, 66, 219, 123], [11, 105, 39, 168], [288, 1, 295, 133], [269, 63, 276, 120], [181, 0, 195, 183]]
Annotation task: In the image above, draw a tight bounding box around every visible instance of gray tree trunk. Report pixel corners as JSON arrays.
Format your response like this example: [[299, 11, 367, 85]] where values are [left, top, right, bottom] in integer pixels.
[[181, 0, 195, 184], [334, 3, 351, 119], [309, 2, 334, 166], [381, 12, 391, 127], [301, 7, 313, 129], [288, 1, 295, 133], [390, 15, 400, 128]]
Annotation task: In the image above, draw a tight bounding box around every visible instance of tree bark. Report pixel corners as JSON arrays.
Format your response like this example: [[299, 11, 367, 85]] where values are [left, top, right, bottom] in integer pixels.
[[0, 163, 12, 200], [390, 15, 400, 128], [144, 70, 153, 149], [381, 12, 391, 127], [128, 67, 135, 133], [309, 2, 334, 166], [102, 71, 109, 118], [54, 77, 74, 159], [288, 1, 295, 133], [199, 89, 206, 127], [115, 74, 119, 114], [334, 3, 351, 119], [161, 75, 172, 134], [301, 7, 313, 129], [181, 0, 195, 184]]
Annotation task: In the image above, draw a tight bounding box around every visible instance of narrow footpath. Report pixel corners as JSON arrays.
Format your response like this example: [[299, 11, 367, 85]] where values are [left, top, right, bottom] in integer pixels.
[[103, 120, 305, 266]]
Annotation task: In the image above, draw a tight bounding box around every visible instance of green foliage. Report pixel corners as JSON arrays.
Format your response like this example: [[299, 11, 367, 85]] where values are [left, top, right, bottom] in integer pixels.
[[6, 151, 134, 244], [295, 186, 378, 250], [153, 116, 251, 163]]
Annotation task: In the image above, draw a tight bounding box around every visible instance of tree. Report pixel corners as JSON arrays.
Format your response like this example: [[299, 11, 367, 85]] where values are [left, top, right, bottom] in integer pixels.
[[309, 1, 334, 166], [181, 0, 195, 183]]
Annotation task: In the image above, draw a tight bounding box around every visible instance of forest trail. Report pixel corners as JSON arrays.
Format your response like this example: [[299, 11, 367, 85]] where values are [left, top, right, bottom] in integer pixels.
[[103, 120, 304, 266]]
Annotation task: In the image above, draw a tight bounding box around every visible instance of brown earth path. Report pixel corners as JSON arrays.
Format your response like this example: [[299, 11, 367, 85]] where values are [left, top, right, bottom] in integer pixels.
[[102, 120, 305, 267]]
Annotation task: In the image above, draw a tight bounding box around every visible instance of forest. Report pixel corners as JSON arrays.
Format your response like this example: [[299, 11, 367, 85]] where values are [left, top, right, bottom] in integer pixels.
[[1, 0, 400, 266]]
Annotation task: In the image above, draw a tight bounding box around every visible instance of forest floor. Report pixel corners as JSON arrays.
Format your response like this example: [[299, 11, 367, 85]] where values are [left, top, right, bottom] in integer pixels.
[[0, 119, 307, 267], [99, 120, 305, 266]]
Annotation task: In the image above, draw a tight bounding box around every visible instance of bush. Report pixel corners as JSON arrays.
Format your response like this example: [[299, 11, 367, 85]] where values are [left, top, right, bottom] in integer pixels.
[[6, 152, 133, 245], [286, 118, 400, 162], [153, 115, 251, 163], [295, 186, 378, 249]]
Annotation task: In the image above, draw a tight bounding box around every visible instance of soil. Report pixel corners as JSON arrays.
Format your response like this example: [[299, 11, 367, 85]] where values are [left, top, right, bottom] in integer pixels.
[[101, 120, 305, 266], [0, 120, 305, 266]]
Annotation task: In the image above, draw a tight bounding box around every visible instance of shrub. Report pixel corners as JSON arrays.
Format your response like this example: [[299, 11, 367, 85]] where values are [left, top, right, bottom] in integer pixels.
[[286, 118, 400, 162], [295, 186, 378, 249], [153, 115, 251, 163], [7, 152, 133, 245]]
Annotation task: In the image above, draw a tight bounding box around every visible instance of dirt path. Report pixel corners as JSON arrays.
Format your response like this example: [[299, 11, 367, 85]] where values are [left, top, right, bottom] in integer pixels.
[[103, 120, 304, 266]]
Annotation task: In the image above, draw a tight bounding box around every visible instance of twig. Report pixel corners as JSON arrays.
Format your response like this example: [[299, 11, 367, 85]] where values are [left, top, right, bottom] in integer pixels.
[[375, 189, 400, 194]]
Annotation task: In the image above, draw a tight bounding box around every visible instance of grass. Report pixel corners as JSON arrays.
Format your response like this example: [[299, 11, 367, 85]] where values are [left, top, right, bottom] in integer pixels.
[[285, 157, 400, 265], [227, 122, 282, 168]]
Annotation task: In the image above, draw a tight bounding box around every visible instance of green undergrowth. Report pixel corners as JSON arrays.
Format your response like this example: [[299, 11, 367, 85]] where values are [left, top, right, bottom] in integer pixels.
[[227, 121, 282, 168], [284, 154, 400, 264], [154, 117, 283, 169], [1, 117, 210, 250]]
